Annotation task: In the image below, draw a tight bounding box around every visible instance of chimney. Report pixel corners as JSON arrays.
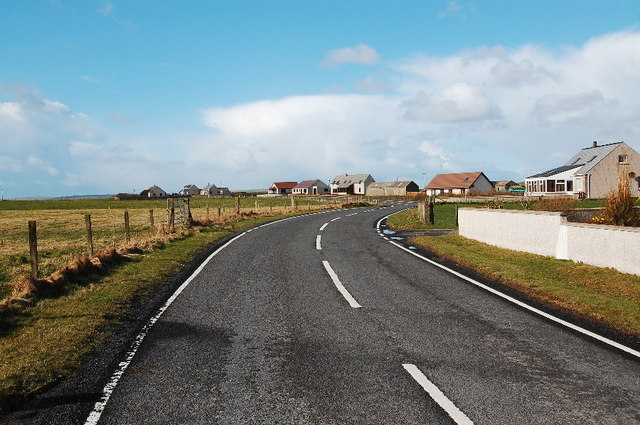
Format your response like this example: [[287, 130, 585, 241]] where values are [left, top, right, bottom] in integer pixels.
[[592, 141, 598, 148]]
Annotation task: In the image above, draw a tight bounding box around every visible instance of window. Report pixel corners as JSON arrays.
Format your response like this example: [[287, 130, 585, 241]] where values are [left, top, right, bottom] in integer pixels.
[[618, 154, 628, 164], [587, 155, 597, 162], [463, 177, 469, 183], [556, 180, 565, 192], [567, 181, 574, 191]]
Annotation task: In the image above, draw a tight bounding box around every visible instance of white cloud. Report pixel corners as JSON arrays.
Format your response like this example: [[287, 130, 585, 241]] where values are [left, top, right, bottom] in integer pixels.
[[322, 43, 379, 66], [0, 156, 24, 173], [99, 1, 114, 16], [27, 156, 59, 176], [437, 1, 474, 19], [355, 76, 390, 93], [403, 83, 499, 123]]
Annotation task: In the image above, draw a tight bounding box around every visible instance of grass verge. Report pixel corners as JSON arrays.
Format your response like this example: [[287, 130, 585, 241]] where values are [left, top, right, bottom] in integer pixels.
[[409, 234, 640, 341], [0, 210, 323, 414]]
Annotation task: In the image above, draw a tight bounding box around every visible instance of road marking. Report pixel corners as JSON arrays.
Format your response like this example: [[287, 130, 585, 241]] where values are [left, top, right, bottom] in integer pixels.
[[84, 231, 249, 425], [376, 213, 640, 359], [322, 260, 362, 308], [316, 235, 322, 250], [403, 364, 474, 425], [319, 222, 329, 231], [331, 217, 342, 222]]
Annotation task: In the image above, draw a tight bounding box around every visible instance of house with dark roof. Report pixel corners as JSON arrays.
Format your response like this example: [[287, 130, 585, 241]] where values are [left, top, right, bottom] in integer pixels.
[[425, 172, 493, 196], [366, 181, 420, 197], [292, 179, 329, 195], [525, 141, 640, 198], [179, 184, 200, 196], [267, 182, 298, 195], [330, 174, 375, 195], [200, 183, 219, 197]]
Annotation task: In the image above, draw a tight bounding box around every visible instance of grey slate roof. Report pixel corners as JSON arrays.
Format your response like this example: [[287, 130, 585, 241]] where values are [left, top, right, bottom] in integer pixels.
[[367, 181, 415, 189], [527, 142, 621, 179], [331, 174, 372, 188], [563, 142, 621, 175], [294, 179, 323, 189]]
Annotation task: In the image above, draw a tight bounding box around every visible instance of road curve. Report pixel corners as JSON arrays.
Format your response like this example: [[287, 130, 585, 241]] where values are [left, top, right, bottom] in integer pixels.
[[14, 204, 640, 424]]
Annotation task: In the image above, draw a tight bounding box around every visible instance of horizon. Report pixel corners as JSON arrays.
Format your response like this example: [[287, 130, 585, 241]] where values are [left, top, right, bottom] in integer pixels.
[[1, 1, 640, 198]]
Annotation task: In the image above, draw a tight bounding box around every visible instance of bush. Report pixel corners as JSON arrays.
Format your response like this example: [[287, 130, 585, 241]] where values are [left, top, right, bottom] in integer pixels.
[[601, 166, 639, 226], [532, 197, 578, 212]]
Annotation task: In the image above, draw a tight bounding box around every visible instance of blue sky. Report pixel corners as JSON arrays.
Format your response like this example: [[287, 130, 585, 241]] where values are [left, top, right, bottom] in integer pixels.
[[1, 0, 639, 197]]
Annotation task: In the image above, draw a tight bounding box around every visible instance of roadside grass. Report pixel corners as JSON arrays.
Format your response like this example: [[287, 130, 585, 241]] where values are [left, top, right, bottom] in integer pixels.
[[409, 235, 640, 339], [386, 203, 480, 230], [0, 208, 340, 414]]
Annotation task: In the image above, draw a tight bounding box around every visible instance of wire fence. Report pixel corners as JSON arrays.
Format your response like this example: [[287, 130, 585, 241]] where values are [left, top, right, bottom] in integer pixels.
[[0, 196, 346, 301]]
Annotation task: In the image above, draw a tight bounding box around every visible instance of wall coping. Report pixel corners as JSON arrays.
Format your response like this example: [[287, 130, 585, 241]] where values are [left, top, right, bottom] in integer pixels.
[[458, 207, 565, 217]]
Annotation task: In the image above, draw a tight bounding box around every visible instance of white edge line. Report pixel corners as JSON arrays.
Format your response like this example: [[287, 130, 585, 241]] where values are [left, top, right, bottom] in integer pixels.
[[377, 212, 640, 359], [322, 260, 362, 309], [316, 234, 322, 250], [403, 364, 474, 425]]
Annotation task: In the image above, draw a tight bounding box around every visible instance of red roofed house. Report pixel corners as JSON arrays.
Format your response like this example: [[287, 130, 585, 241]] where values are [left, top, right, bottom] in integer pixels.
[[425, 172, 493, 196], [268, 182, 298, 195]]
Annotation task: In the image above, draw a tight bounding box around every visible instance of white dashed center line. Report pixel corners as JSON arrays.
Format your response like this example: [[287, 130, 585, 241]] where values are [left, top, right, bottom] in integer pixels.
[[322, 261, 362, 308], [316, 235, 322, 250], [403, 364, 473, 425]]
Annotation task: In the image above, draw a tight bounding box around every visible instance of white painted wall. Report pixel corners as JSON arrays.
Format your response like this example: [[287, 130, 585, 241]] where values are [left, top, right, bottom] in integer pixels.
[[458, 208, 640, 275]]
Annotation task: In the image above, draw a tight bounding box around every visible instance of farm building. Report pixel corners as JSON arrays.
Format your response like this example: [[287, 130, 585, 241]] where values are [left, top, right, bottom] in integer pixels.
[[525, 141, 640, 199], [179, 184, 200, 196], [268, 182, 298, 195], [493, 180, 520, 192], [145, 185, 167, 198], [425, 172, 493, 196], [200, 184, 219, 197], [217, 187, 232, 196], [292, 179, 330, 195], [366, 181, 420, 197], [330, 174, 375, 195]]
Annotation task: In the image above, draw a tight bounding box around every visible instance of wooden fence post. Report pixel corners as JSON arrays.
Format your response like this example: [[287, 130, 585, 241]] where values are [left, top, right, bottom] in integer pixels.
[[184, 198, 193, 223], [85, 214, 94, 256], [167, 198, 175, 233], [235, 196, 241, 214], [291, 196, 296, 211], [149, 209, 155, 233], [28, 220, 38, 280], [428, 196, 434, 225], [217, 206, 221, 218], [124, 211, 131, 243]]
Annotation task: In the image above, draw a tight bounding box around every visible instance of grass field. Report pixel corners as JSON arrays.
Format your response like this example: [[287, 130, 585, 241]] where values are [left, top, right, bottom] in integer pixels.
[[0, 197, 339, 302]]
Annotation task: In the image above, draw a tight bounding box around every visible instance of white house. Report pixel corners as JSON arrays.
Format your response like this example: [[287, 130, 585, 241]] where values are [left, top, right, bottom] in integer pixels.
[[267, 182, 298, 195], [179, 184, 200, 196], [146, 185, 167, 198], [292, 179, 330, 195], [425, 172, 493, 196], [525, 141, 640, 199], [330, 174, 375, 195]]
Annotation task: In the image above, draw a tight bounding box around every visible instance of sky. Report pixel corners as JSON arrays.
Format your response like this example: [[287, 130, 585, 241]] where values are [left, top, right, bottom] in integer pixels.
[[1, 0, 640, 197]]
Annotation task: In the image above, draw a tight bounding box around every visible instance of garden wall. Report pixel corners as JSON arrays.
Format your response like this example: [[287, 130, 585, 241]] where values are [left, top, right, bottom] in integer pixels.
[[458, 208, 640, 276]]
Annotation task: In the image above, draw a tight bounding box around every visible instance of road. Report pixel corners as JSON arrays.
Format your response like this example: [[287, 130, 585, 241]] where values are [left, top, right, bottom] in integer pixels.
[[17, 204, 640, 424]]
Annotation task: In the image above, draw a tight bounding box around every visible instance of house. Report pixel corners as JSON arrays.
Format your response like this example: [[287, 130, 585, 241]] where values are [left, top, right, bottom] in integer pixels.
[[425, 172, 493, 196], [146, 185, 167, 198], [217, 187, 232, 196], [366, 181, 420, 197], [525, 141, 640, 199], [292, 179, 330, 195], [268, 182, 298, 195], [179, 184, 200, 196], [330, 174, 375, 195], [494, 180, 520, 192], [200, 183, 219, 197]]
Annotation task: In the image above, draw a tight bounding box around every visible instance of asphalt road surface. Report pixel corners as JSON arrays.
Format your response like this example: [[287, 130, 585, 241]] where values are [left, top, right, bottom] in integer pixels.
[[14, 204, 640, 424]]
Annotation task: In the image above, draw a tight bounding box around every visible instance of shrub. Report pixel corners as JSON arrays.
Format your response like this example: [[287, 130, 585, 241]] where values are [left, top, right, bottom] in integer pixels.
[[601, 165, 639, 226], [532, 197, 578, 212]]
